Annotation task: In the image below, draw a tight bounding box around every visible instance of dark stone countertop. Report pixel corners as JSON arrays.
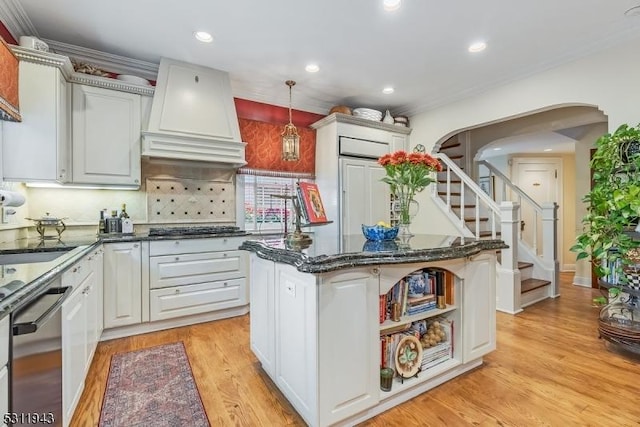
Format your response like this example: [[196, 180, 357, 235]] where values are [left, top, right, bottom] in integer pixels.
[[240, 233, 508, 273], [0, 230, 251, 319]]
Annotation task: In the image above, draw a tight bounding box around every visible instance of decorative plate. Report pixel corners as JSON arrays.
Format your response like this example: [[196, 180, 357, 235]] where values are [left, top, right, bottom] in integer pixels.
[[394, 335, 423, 378]]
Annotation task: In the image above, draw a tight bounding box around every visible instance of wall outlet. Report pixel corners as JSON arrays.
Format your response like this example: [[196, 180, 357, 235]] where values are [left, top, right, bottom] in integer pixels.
[[1, 207, 15, 224]]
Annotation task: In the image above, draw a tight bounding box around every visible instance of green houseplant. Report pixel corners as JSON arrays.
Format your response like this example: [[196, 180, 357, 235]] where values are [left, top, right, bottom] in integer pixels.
[[571, 123, 640, 281]]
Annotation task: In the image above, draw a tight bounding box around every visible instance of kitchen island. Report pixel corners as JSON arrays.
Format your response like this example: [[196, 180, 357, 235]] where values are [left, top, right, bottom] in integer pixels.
[[240, 234, 506, 427]]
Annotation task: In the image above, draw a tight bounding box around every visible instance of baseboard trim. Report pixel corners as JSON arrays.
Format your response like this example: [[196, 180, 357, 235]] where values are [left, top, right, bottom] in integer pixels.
[[562, 264, 576, 272], [573, 275, 592, 288]]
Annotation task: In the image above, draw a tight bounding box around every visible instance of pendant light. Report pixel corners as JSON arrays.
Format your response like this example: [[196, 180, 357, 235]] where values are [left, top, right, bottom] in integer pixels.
[[282, 80, 300, 161]]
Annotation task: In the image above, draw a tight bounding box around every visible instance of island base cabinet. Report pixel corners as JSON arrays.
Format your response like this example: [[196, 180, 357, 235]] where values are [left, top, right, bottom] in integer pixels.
[[274, 264, 318, 425], [462, 254, 497, 362], [249, 256, 275, 377], [318, 269, 380, 427], [62, 285, 87, 427]]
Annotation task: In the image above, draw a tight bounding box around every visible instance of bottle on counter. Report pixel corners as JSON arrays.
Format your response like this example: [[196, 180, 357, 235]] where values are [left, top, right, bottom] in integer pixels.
[[119, 203, 129, 220], [98, 210, 105, 234], [106, 210, 121, 233]]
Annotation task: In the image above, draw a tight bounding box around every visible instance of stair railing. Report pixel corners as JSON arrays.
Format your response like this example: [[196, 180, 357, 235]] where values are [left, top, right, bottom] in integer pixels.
[[433, 153, 523, 313], [434, 153, 501, 239], [478, 160, 559, 298]]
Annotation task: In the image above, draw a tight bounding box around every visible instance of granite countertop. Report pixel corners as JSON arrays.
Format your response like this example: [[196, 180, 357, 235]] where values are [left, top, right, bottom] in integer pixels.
[[240, 233, 508, 273], [0, 230, 251, 318]]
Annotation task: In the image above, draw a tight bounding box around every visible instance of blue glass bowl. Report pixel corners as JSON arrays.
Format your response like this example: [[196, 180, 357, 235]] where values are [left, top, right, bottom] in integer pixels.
[[361, 224, 399, 241]]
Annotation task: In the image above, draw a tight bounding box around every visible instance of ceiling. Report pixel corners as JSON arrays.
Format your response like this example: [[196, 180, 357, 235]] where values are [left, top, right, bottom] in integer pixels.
[[3, 0, 640, 117]]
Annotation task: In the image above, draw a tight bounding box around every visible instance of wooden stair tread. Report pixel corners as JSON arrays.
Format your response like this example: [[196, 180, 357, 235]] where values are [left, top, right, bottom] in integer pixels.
[[438, 179, 461, 184], [518, 261, 534, 269], [438, 191, 462, 196], [521, 278, 551, 293], [464, 217, 489, 222], [451, 204, 477, 209], [449, 155, 464, 160], [478, 231, 501, 238], [440, 143, 461, 150]]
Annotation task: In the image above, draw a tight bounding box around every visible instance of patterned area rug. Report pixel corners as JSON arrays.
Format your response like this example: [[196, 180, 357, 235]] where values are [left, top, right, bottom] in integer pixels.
[[99, 342, 210, 427]]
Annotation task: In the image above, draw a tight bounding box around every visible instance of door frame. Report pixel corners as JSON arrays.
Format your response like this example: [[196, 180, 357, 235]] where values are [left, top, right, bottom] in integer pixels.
[[511, 156, 564, 270]]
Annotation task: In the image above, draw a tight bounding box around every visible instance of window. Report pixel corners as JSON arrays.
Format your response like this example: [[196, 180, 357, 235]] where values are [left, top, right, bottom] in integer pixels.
[[241, 175, 309, 232]]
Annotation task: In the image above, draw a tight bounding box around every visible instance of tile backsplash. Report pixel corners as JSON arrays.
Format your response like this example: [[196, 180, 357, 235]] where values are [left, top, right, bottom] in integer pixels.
[[146, 178, 235, 223]]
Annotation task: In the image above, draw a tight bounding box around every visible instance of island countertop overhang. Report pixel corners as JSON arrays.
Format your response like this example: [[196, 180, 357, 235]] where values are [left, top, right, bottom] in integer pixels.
[[239, 234, 507, 273]]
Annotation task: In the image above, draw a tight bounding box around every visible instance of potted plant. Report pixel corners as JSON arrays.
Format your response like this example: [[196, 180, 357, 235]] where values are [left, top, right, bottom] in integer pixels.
[[571, 123, 640, 282]]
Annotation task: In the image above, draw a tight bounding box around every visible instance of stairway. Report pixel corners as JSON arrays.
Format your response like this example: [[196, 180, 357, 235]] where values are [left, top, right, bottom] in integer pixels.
[[436, 140, 553, 310]]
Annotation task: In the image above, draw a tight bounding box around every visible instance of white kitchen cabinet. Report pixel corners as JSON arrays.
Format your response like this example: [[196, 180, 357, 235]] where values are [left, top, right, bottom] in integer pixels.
[[148, 237, 248, 321], [61, 283, 86, 427], [462, 253, 496, 362], [249, 255, 276, 377], [274, 263, 318, 424], [341, 158, 391, 236], [72, 84, 141, 186], [103, 242, 142, 328], [311, 114, 411, 251], [2, 56, 72, 183]]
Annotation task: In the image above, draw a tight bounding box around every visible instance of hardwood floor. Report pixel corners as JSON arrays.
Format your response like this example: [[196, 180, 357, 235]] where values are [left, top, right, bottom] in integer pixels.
[[72, 273, 640, 426]]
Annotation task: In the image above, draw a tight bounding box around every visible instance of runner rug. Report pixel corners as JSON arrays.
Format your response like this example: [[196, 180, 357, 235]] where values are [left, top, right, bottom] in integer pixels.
[[99, 342, 210, 427]]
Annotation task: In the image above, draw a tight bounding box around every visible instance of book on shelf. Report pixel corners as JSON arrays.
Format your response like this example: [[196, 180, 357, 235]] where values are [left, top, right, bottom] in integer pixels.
[[295, 184, 310, 223], [297, 182, 328, 223]]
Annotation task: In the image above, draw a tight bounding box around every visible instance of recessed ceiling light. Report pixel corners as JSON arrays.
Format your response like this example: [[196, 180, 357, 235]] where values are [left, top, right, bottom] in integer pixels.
[[544, 148, 553, 152], [493, 147, 502, 151], [383, 0, 401, 12], [468, 41, 487, 53], [382, 87, 394, 94], [305, 63, 320, 73], [194, 31, 213, 43]]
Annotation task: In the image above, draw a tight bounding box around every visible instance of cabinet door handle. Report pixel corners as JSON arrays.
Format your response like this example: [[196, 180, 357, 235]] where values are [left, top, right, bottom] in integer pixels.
[[174, 241, 180, 245], [73, 267, 78, 273], [223, 238, 228, 243], [133, 243, 139, 248]]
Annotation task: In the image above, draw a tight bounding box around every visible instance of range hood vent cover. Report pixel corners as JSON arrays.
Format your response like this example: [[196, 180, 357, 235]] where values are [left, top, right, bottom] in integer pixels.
[[142, 58, 246, 168]]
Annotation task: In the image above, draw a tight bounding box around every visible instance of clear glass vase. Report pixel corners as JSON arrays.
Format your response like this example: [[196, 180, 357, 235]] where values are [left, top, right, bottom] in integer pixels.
[[393, 197, 419, 238]]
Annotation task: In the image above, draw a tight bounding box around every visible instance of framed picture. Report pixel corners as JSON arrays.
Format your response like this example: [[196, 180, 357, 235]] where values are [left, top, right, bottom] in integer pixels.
[[297, 182, 328, 223], [478, 176, 493, 199]]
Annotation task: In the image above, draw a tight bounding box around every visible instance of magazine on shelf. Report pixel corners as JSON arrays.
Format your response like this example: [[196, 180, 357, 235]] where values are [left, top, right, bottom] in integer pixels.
[[297, 182, 328, 223]]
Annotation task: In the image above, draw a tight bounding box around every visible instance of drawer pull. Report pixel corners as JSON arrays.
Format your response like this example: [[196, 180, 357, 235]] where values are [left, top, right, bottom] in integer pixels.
[[174, 241, 180, 245], [175, 289, 180, 294], [224, 282, 228, 287], [133, 243, 139, 248], [223, 253, 228, 257], [175, 257, 180, 261]]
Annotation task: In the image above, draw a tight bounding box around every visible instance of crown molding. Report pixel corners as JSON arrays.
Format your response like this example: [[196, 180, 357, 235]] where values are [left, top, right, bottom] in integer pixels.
[[10, 45, 74, 78], [0, 0, 39, 41], [69, 73, 155, 96], [44, 39, 159, 81]]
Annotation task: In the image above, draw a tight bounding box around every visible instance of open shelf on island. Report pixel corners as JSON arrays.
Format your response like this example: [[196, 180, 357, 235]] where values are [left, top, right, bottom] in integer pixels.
[[380, 305, 457, 332], [380, 358, 461, 399]]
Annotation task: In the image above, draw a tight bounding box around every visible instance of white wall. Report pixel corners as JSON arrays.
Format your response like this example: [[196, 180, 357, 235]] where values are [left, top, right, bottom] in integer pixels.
[[409, 37, 640, 282]]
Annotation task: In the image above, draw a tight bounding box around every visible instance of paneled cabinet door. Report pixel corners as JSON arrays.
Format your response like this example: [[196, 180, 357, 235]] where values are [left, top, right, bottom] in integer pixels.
[[2, 62, 71, 182], [249, 255, 275, 377], [318, 268, 379, 426], [341, 158, 391, 236], [62, 286, 86, 427], [462, 253, 497, 362], [103, 242, 142, 328], [72, 84, 141, 186]]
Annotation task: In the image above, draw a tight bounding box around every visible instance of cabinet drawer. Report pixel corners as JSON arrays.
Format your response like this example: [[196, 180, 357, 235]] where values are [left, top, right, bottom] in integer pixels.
[[0, 316, 8, 366], [62, 255, 92, 290], [150, 278, 247, 321], [149, 237, 246, 256], [150, 250, 246, 289]]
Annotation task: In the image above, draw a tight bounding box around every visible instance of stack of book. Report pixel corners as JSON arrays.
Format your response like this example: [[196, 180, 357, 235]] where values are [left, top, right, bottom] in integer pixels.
[[405, 293, 436, 316], [420, 318, 453, 370]]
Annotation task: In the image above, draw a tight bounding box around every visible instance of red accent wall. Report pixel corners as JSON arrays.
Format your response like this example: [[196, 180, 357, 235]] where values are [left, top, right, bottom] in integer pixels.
[[0, 21, 17, 45], [235, 99, 325, 174]]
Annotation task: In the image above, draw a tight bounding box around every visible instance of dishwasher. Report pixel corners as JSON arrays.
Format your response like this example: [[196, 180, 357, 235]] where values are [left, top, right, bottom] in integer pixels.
[[10, 276, 70, 427]]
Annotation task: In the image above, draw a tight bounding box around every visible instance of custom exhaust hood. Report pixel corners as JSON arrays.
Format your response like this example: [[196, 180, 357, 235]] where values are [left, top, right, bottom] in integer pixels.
[[141, 58, 246, 168]]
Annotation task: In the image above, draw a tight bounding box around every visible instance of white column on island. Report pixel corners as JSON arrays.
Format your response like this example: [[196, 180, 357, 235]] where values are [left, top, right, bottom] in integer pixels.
[[496, 201, 522, 314]]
